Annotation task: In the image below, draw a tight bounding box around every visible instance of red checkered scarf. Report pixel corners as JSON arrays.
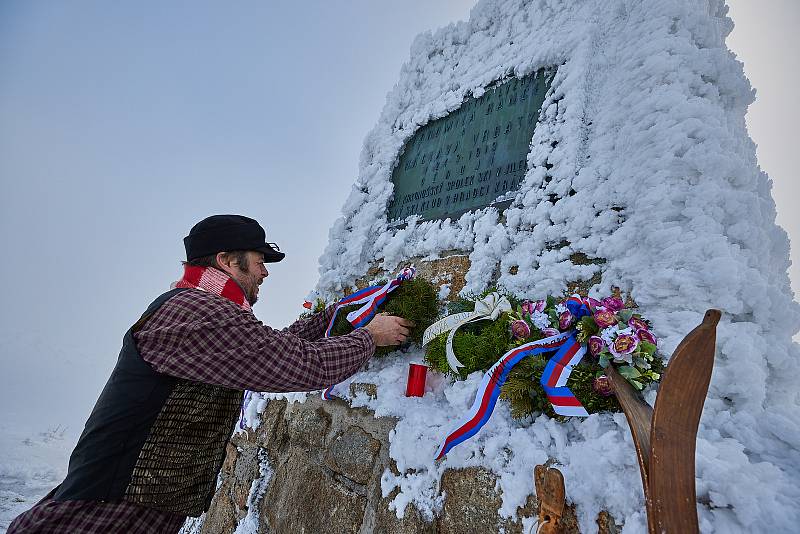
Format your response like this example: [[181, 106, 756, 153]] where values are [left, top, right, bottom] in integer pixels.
[[174, 265, 252, 312]]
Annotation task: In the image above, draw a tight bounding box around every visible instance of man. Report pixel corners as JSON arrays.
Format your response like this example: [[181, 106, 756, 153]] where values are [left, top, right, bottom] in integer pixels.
[[9, 214, 412, 533]]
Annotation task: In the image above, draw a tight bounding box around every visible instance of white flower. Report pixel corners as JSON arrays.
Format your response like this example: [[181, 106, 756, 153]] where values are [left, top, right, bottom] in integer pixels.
[[555, 303, 567, 315], [530, 311, 551, 330], [600, 325, 620, 345]]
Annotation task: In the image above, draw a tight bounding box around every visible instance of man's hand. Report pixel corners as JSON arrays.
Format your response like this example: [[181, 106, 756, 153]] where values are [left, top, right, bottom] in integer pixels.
[[364, 315, 415, 347]]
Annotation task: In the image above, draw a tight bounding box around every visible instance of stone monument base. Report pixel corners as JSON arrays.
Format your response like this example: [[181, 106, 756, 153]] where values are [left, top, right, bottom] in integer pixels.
[[199, 396, 619, 534]]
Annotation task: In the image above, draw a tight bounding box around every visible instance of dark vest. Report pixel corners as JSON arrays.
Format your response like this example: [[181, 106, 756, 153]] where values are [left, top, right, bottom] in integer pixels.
[[54, 289, 243, 517]]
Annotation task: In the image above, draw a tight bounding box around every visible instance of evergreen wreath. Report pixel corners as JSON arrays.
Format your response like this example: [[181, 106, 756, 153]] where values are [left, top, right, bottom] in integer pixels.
[[424, 291, 664, 419], [329, 277, 440, 356]]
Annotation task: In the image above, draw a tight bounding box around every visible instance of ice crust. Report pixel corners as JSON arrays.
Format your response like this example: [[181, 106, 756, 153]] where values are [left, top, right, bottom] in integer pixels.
[[306, 0, 800, 531]]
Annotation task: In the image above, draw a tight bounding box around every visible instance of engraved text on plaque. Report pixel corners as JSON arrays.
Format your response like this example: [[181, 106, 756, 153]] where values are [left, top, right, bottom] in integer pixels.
[[387, 70, 553, 221]]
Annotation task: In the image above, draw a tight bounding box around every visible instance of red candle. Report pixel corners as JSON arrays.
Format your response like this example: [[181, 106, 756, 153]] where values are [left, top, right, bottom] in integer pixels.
[[405, 363, 428, 397]]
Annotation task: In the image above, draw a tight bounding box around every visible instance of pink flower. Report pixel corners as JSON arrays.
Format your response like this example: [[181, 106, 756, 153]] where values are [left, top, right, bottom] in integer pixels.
[[593, 375, 614, 397], [520, 300, 535, 316], [601, 297, 624, 312], [588, 336, 605, 357], [628, 316, 649, 331], [610, 333, 639, 360], [558, 310, 574, 330], [534, 300, 546, 312], [541, 328, 560, 338], [593, 310, 618, 329], [636, 329, 657, 345], [511, 319, 531, 340]]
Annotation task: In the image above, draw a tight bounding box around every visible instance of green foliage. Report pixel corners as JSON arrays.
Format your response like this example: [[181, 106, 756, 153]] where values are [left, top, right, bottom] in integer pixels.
[[424, 314, 512, 378], [649, 353, 665, 377], [617, 365, 642, 389], [446, 298, 474, 315], [639, 341, 657, 356], [567, 366, 621, 414], [499, 357, 621, 419], [311, 298, 327, 313], [329, 277, 439, 356], [499, 356, 553, 418], [618, 309, 634, 322], [575, 315, 600, 343]]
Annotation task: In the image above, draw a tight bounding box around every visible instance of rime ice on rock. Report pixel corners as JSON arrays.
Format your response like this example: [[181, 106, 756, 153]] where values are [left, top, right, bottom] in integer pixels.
[[311, 0, 800, 532]]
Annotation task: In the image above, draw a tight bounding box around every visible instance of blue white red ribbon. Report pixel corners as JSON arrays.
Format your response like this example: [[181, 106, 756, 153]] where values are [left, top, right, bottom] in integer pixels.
[[435, 332, 588, 460], [564, 295, 592, 319], [321, 268, 415, 400], [539, 334, 589, 417], [323, 267, 415, 337], [321, 386, 335, 400]]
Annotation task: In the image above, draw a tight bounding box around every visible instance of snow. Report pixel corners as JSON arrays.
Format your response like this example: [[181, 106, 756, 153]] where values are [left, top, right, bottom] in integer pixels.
[[233, 449, 273, 534], [325, 350, 646, 528], [0, 423, 74, 532], [305, 0, 800, 532]]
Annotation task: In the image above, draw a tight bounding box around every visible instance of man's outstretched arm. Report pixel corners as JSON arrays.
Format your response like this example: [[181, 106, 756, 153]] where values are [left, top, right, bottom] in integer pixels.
[[282, 305, 336, 341], [135, 290, 411, 392]]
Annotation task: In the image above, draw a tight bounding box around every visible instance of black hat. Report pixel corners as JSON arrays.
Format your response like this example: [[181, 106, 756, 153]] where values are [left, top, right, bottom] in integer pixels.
[[184, 215, 285, 263]]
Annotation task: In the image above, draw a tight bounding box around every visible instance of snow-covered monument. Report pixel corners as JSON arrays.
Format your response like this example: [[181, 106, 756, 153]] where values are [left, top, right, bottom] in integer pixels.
[[196, 1, 799, 532]]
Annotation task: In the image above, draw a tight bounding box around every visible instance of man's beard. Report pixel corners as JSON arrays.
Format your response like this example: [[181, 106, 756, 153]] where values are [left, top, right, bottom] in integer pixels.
[[246, 290, 258, 305], [243, 278, 259, 305], [233, 267, 260, 305]]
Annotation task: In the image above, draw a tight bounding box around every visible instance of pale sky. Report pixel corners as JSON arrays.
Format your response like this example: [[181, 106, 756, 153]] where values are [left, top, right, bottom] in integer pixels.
[[0, 1, 796, 432]]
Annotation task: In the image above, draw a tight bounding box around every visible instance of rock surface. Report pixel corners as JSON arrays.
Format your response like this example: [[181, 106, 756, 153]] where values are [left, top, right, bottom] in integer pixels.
[[261, 449, 367, 533], [360, 254, 471, 301], [324, 425, 381, 485], [199, 394, 617, 533]]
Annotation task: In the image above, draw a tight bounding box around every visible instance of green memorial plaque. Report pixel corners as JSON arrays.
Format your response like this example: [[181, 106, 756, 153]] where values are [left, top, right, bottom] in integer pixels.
[[387, 70, 553, 222]]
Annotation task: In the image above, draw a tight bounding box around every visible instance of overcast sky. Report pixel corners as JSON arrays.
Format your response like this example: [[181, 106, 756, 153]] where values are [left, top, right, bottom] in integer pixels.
[[0, 1, 796, 432]]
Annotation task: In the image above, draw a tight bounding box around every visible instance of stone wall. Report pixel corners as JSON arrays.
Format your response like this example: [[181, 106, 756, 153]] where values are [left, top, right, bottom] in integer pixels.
[[200, 395, 617, 534], [355, 249, 608, 302], [358, 253, 472, 301]]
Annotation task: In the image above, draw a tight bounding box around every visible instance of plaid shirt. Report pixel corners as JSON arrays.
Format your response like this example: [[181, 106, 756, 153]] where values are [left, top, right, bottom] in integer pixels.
[[9, 289, 374, 533]]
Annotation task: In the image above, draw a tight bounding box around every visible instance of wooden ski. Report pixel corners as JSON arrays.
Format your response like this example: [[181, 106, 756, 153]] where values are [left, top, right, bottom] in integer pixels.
[[608, 309, 720, 533]]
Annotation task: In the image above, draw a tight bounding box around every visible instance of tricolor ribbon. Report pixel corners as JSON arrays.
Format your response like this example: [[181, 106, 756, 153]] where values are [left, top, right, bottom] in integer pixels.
[[324, 267, 416, 337], [435, 332, 588, 460], [422, 292, 512, 373], [322, 382, 350, 400], [539, 333, 589, 417], [321, 267, 416, 400], [564, 294, 596, 319]]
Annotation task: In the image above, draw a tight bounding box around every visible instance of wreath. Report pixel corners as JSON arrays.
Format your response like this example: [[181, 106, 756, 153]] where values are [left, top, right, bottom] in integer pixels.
[[424, 292, 663, 419], [319, 272, 665, 458], [327, 275, 439, 356]]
